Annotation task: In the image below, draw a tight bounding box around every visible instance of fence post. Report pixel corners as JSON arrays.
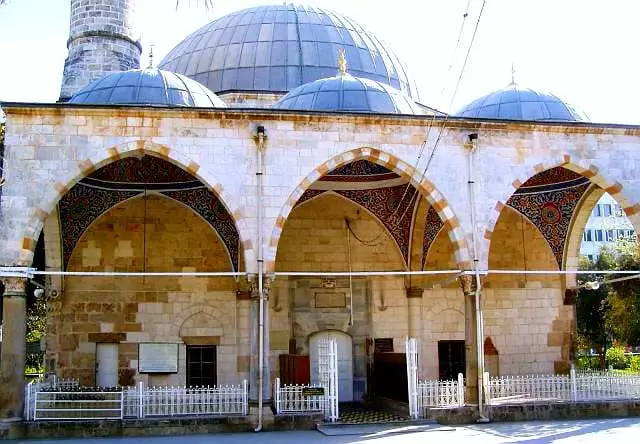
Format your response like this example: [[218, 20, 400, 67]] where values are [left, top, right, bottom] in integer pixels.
[[138, 381, 144, 419], [570, 365, 577, 402], [274, 378, 281, 415], [243, 380, 248, 416], [457, 373, 465, 407]]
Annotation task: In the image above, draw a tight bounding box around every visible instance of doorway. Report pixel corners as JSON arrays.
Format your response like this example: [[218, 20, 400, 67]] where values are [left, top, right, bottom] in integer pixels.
[[438, 340, 465, 380], [186, 345, 217, 387], [309, 331, 354, 402], [96, 343, 118, 387]]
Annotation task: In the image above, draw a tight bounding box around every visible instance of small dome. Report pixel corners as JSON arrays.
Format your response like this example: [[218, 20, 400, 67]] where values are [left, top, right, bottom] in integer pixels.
[[272, 73, 423, 114], [158, 4, 418, 99], [69, 68, 226, 107], [456, 83, 587, 122]]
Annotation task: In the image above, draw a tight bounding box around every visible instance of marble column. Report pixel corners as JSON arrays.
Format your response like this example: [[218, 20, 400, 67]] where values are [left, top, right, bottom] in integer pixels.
[[459, 274, 478, 404], [406, 286, 423, 339], [0, 277, 27, 419], [248, 275, 272, 402]]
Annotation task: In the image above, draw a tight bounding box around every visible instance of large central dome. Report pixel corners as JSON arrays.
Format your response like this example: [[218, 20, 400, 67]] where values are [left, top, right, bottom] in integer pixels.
[[158, 4, 418, 99]]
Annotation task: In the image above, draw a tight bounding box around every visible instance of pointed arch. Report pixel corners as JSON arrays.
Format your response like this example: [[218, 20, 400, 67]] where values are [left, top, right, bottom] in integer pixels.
[[20, 140, 249, 270], [486, 153, 640, 241], [266, 147, 470, 272], [64, 192, 238, 273]]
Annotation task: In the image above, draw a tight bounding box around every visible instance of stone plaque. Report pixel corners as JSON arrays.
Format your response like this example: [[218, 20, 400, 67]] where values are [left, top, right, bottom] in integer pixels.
[[138, 343, 179, 373], [314, 292, 346, 308]]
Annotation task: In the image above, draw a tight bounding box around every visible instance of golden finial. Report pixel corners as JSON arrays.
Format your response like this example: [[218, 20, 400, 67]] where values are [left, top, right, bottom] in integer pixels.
[[147, 44, 155, 69], [338, 49, 347, 75]]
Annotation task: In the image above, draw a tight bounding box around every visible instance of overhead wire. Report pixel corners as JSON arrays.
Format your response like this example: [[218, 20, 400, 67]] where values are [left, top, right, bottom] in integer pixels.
[[395, 0, 487, 228], [389, 0, 474, 224]]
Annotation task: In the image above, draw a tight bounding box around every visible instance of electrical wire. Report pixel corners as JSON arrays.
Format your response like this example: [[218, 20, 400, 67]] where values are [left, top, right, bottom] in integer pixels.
[[392, 1, 487, 231], [389, 1, 474, 223]]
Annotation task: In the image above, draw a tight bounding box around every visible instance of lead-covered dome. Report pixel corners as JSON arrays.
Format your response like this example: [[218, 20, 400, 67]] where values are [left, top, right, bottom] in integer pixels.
[[272, 72, 422, 114], [69, 68, 226, 107], [158, 4, 418, 99], [456, 83, 587, 122]]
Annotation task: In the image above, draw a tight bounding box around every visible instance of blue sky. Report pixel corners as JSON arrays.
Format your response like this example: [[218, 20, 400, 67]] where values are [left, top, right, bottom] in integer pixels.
[[1, 0, 639, 124]]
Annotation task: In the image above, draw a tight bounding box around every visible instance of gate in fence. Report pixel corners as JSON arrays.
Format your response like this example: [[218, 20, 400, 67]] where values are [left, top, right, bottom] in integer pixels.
[[318, 337, 339, 422], [406, 337, 465, 419]]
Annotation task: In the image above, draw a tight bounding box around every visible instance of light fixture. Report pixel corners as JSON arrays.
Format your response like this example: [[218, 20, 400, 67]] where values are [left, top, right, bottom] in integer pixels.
[[34, 288, 45, 298]]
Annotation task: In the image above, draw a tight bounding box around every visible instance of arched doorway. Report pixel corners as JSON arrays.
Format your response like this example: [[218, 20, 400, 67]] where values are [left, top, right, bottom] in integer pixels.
[[309, 331, 354, 403]]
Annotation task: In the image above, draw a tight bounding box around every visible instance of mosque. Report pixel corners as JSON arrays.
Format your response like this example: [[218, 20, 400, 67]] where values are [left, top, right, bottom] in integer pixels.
[[1, 0, 640, 421]]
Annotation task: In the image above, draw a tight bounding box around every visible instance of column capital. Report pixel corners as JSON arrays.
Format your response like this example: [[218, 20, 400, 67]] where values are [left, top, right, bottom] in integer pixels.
[[458, 274, 478, 296], [0, 277, 27, 298]]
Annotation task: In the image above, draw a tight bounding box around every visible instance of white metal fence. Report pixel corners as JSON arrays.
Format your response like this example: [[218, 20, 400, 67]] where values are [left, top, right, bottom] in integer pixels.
[[485, 368, 640, 405], [25, 380, 248, 421], [137, 382, 248, 417], [33, 390, 123, 420], [273, 378, 324, 415], [418, 374, 465, 409]]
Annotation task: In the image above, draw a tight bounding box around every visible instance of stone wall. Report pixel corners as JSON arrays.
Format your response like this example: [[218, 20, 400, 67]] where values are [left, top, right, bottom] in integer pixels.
[[46, 195, 245, 386], [484, 206, 571, 375]]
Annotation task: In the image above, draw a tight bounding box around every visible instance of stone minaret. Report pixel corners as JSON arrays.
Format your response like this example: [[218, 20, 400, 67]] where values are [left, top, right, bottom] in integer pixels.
[[59, 0, 142, 101]]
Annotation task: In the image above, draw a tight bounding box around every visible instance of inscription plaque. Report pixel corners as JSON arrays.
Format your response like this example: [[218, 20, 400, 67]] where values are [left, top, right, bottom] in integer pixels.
[[138, 343, 179, 373]]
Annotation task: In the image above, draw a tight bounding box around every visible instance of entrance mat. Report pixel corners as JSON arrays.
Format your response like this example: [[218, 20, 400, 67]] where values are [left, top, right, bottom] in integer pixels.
[[337, 402, 408, 424]]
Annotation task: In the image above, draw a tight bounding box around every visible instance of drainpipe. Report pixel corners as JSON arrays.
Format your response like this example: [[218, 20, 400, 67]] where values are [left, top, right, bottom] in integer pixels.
[[466, 133, 489, 422], [254, 125, 266, 432]]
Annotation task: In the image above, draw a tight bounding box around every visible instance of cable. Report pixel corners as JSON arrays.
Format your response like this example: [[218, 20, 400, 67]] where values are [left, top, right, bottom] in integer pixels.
[[346, 220, 354, 326], [389, 1, 474, 223], [392, 1, 487, 230]]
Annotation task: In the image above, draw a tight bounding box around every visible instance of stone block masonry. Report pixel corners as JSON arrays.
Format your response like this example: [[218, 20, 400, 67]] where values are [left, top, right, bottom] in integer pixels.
[[60, 0, 141, 101]]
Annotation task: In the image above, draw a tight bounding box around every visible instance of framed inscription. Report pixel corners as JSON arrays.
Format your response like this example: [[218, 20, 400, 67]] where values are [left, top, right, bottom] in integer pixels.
[[314, 292, 346, 308], [138, 343, 179, 373]]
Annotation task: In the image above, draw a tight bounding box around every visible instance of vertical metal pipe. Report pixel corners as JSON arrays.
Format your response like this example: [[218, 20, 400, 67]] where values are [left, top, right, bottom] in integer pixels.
[[467, 135, 488, 421], [254, 127, 265, 432]]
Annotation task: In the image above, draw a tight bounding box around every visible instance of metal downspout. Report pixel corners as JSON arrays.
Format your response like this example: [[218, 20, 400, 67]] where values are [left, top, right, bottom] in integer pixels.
[[254, 126, 266, 432], [467, 133, 489, 422]]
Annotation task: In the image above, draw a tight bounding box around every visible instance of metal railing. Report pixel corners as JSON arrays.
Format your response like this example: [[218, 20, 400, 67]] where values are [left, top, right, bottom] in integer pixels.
[[137, 382, 248, 417], [26, 379, 248, 421], [485, 368, 640, 405], [34, 389, 123, 420], [417, 374, 465, 410], [273, 377, 325, 415]]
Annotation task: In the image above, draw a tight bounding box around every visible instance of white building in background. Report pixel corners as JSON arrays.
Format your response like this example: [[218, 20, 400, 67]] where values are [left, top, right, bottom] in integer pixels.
[[580, 193, 636, 261]]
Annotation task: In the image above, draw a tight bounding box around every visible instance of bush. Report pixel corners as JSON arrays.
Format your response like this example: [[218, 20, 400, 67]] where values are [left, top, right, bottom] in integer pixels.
[[605, 346, 628, 369], [630, 355, 640, 373], [576, 355, 601, 371]]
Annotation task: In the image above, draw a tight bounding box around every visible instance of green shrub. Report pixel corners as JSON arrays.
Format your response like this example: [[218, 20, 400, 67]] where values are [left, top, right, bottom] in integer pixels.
[[605, 346, 628, 369], [576, 355, 601, 371], [630, 355, 640, 373]]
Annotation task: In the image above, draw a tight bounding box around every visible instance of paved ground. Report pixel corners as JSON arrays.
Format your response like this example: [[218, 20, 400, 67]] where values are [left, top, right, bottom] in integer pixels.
[[8, 418, 640, 443]]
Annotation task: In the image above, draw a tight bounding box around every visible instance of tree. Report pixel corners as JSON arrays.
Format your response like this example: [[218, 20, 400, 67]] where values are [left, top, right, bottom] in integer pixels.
[[577, 253, 614, 367], [604, 240, 640, 345]]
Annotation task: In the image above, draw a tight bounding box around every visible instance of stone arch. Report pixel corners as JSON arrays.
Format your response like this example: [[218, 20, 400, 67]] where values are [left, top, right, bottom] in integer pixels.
[[21, 140, 250, 270], [266, 147, 470, 272], [485, 153, 640, 245], [64, 192, 238, 272], [563, 185, 605, 289], [171, 304, 231, 339], [179, 311, 224, 339]]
